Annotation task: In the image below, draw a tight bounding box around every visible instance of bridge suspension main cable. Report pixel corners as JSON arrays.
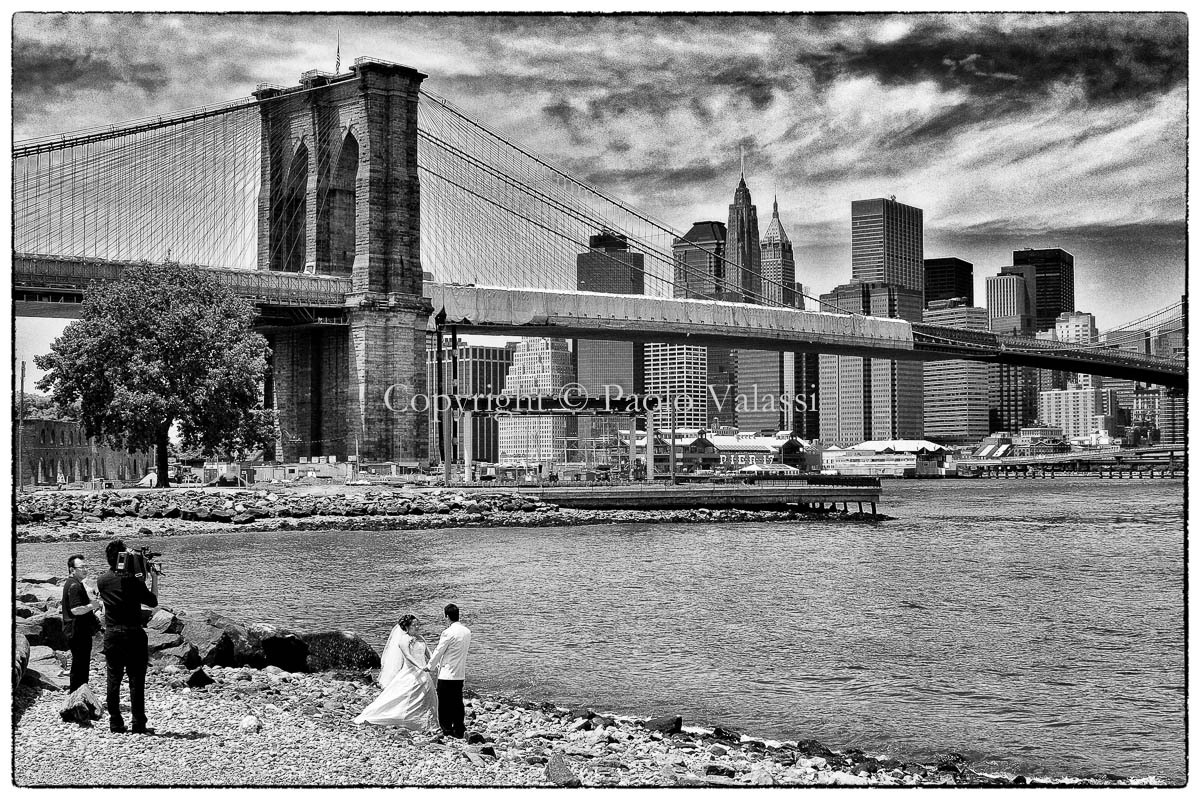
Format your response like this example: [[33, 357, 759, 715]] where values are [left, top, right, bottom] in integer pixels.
[[416, 89, 856, 316]]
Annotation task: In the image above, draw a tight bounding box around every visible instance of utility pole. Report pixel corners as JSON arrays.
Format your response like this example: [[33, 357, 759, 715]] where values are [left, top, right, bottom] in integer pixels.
[[17, 361, 26, 493]]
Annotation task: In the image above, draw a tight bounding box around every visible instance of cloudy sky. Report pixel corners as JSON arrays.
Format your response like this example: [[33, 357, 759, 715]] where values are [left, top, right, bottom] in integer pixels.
[[10, 11, 1187, 377]]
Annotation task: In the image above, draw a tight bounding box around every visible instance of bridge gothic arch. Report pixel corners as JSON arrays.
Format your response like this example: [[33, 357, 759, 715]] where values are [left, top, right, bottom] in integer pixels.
[[275, 141, 309, 273], [320, 130, 359, 275]]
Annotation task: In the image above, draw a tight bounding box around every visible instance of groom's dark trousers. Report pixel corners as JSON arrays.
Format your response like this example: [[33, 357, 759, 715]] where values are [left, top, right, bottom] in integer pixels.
[[436, 679, 466, 738]]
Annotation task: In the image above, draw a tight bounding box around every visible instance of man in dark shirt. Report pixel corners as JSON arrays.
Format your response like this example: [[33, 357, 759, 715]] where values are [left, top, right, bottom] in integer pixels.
[[61, 554, 103, 692], [95, 539, 158, 734]]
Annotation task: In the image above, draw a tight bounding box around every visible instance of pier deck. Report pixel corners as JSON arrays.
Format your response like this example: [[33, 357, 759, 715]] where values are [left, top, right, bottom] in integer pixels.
[[507, 483, 883, 512]]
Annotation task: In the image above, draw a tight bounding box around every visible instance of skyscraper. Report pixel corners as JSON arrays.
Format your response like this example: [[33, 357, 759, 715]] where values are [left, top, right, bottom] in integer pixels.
[[851, 198, 925, 293], [760, 197, 798, 308], [985, 271, 1038, 432], [575, 231, 645, 462], [820, 198, 924, 445], [922, 300, 990, 444], [725, 175, 763, 302], [647, 221, 737, 429], [1012, 247, 1075, 331], [426, 338, 515, 465], [819, 281, 924, 444], [497, 338, 577, 464], [923, 257, 973, 306], [725, 173, 783, 433]]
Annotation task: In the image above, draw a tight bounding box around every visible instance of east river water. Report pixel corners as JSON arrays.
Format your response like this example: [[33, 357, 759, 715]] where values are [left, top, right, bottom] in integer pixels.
[[16, 477, 1185, 782]]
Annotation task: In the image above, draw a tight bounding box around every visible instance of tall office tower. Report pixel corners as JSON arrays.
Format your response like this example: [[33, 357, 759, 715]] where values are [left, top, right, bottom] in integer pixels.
[[497, 338, 577, 464], [725, 175, 782, 433], [673, 221, 732, 300], [426, 339, 515, 465], [1012, 247, 1075, 331], [1158, 390, 1186, 444], [1054, 310, 1102, 389], [851, 197, 925, 293], [726, 175, 763, 302], [986, 270, 1038, 431], [792, 352, 821, 440], [922, 300, 990, 445], [760, 197, 797, 307], [643, 343, 709, 430], [656, 221, 737, 427], [575, 231, 646, 462], [760, 203, 818, 436], [923, 257, 973, 306], [818, 281, 924, 445]]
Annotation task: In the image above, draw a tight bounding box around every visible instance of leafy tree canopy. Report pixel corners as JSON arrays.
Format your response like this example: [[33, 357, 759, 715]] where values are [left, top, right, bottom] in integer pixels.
[[34, 261, 274, 486], [15, 391, 81, 422]]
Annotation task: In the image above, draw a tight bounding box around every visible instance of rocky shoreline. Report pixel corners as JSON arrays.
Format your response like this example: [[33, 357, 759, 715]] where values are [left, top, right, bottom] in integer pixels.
[[14, 486, 888, 544], [12, 575, 1157, 788]]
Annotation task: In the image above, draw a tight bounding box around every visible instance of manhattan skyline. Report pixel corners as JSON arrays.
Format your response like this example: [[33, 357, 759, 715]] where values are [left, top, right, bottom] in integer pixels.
[[11, 11, 1187, 380]]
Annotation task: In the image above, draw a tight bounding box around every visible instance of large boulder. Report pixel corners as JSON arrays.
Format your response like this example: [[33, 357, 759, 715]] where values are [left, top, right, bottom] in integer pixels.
[[301, 631, 381, 672], [146, 629, 185, 653], [188, 612, 254, 666], [19, 573, 61, 585], [14, 635, 30, 687], [16, 584, 60, 605], [145, 607, 185, 635], [17, 613, 68, 651], [247, 624, 309, 673], [152, 641, 201, 670], [641, 714, 683, 735], [23, 645, 68, 691]]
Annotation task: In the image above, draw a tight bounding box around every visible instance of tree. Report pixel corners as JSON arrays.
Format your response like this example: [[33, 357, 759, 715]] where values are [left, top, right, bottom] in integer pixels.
[[35, 261, 273, 488]]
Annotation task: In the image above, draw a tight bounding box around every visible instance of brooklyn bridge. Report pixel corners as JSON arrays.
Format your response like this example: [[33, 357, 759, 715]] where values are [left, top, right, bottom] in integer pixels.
[[13, 58, 1186, 464]]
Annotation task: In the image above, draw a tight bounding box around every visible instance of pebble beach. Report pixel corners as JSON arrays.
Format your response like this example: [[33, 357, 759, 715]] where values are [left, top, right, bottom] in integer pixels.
[[13, 656, 1144, 788]]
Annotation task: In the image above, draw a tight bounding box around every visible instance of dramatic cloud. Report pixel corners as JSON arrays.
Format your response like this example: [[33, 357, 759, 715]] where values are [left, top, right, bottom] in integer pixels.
[[9, 11, 1187, 337]]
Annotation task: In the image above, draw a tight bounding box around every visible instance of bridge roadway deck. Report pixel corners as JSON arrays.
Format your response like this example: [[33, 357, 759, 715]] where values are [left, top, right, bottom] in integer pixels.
[[429, 283, 919, 360], [11, 254, 1185, 388]]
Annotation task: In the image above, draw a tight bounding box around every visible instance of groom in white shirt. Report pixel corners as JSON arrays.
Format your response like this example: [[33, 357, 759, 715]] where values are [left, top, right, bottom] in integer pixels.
[[426, 603, 472, 739]]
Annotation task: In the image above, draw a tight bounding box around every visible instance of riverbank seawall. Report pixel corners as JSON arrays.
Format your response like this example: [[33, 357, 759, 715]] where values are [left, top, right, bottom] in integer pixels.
[[13, 486, 886, 544]]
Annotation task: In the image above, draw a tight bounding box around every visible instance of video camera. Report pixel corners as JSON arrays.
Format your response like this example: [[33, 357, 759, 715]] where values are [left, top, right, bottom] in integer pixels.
[[117, 546, 164, 580]]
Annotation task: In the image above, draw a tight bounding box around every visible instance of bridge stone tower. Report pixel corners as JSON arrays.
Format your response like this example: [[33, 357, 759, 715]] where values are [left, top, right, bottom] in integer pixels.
[[254, 59, 430, 465]]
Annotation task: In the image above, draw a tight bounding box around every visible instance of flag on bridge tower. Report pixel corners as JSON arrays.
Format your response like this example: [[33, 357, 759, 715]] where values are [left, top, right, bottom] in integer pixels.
[[335, 31, 341, 72]]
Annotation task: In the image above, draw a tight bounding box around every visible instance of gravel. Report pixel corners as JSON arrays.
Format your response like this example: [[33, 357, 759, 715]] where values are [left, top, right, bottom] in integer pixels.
[[12, 656, 1150, 787]]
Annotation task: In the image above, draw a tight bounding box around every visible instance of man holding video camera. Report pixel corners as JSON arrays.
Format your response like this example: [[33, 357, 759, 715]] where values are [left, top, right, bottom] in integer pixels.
[[96, 539, 159, 734]]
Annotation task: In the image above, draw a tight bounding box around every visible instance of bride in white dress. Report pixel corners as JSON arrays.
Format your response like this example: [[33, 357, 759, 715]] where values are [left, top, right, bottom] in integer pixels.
[[354, 614, 440, 731]]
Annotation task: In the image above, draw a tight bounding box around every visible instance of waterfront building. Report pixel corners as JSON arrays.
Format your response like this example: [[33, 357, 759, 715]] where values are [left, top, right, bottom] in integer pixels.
[[822, 439, 948, 477], [1012, 247, 1076, 332], [575, 231, 645, 463], [819, 281, 924, 445], [922, 300, 990, 445], [15, 417, 150, 487], [427, 339, 515, 464], [924, 257, 973, 306], [1012, 425, 1070, 457], [1037, 383, 1120, 440], [497, 338, 577, 464], [851, 197, 925, 293]]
